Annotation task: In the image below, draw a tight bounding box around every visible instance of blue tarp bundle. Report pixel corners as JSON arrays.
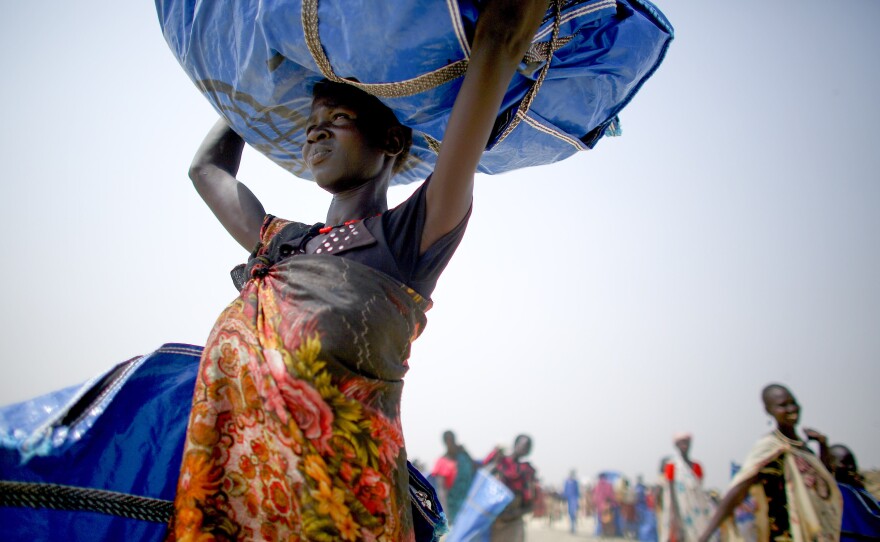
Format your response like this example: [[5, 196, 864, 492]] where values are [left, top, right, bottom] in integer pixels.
[[156, 0, 673, 185], [0, 344, 201, 542]]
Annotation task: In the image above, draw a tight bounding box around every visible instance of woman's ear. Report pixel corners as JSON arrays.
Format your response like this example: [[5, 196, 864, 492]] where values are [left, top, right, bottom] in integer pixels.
[[383, 125, 407, 156]]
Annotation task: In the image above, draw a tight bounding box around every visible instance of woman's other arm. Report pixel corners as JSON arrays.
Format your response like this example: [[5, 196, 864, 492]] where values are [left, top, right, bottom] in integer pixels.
[[803, 428, 831, 470], [189, 118, 266, 251], [421, 0, 549, 254]]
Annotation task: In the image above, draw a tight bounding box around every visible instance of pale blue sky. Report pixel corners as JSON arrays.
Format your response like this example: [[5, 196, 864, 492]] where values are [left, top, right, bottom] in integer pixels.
[[1, 1, 878, 491]]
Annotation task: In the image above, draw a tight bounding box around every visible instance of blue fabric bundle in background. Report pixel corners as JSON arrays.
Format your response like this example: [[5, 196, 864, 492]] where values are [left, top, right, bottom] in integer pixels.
[[155, 0, 673, 185]]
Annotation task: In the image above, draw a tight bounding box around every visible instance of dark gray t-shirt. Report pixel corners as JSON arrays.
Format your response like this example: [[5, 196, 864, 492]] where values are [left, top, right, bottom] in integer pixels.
[[234, 179, 470, 299]]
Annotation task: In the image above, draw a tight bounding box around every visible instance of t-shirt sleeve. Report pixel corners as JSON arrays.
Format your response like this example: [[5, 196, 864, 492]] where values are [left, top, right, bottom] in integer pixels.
[[431, 457, 458, 490], [259, 214, 292, 246], [664, 462, 675, 482], [693, 462, 703, 480], [382, 176, 471, 298]]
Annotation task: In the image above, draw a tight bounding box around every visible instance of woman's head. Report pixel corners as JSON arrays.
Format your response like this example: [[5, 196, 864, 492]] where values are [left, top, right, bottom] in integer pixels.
[[512, 434, 532, 459], [305, 81, 413, 186], [673, 432, 692, 458], [762, 383, 799, 431], [442, 430, 457, 451], [829, 444, 861, 486]]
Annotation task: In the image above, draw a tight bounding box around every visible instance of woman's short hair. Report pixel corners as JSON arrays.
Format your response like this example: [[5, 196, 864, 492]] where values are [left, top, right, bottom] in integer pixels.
[[761, 383, 791, 406], [311, 80, 413, 173]]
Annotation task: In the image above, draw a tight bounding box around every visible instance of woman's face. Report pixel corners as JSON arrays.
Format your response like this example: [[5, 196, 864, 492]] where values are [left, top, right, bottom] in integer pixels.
[[764, 387, 800, 430], [829, 446, 856, 477], [513, 436, 532, 458], [303, 97, 388, 192], [674, 437, 691, 457]]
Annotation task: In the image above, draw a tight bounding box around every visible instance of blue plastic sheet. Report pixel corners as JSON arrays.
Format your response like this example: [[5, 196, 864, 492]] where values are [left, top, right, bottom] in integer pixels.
[[445, 468, 514, 542], [156, 0, 673, 185], [0, 344, 201, 542]]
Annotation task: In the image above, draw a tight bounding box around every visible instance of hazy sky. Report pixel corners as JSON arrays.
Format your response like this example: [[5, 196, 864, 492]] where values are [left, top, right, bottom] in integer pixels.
[[1, 1, 878, 492]]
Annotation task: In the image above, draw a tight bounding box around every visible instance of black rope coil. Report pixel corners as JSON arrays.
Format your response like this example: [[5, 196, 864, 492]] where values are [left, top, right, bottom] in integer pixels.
[[0, 481, 173, 524]]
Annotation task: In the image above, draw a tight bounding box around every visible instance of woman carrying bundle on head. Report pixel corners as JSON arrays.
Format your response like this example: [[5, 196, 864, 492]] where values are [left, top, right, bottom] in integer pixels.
[[697, 384, 842, 542], [164, 1, 550, 541]]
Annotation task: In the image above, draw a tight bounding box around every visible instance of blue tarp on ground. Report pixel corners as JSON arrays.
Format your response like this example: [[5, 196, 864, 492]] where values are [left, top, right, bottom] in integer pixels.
[[0, 344, 201, 542]]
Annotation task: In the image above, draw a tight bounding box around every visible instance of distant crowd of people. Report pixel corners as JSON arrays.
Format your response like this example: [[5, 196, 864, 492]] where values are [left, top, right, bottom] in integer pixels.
[[428, 384, 879, 542]]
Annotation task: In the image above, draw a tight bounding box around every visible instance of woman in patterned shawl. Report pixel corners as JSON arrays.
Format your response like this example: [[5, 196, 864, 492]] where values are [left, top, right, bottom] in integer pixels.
[[697, 384, 842, 542], [659, 432, 713, 542], [165, 2, 550, 541]]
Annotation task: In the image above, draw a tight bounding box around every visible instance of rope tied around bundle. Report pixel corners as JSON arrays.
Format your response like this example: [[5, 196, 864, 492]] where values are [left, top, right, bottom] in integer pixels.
[[301, 0, 566, 116], [0, 480, 174, 523], [495, 0, 563, 145]]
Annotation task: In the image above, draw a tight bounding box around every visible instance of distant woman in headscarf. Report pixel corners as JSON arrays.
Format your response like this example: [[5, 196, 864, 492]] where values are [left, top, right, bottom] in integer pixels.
[[660, 432, 713, 542], [430, 431, 476, 525], [697, 384, 842, 542]]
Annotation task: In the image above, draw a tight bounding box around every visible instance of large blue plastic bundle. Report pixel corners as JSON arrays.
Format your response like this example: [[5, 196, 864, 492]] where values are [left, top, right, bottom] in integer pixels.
[[0, 344, 201, 542], [155, 0, 673, 185]]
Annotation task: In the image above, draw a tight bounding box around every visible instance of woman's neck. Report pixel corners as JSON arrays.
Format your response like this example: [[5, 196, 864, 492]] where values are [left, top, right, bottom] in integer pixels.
[[325, 180, 388, 225], [775, 425, 800, 441]]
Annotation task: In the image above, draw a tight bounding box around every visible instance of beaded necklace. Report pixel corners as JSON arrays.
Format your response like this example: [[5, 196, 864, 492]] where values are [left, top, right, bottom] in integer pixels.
[[774, 429, 805, 448], [293, 215, 378, 255], [318, 219, 361, 235]]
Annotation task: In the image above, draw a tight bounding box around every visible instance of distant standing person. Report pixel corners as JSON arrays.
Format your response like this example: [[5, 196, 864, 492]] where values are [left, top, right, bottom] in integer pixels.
[[595, 473, 619, 537], [697, 384, 842, 542], [636, 475, 659, 542], [828, 444, 880, 542], [430, 430, 476, 525], [660, 433, 713, 542], [484, 435, 537, 542], [563, 470, 581, 533]]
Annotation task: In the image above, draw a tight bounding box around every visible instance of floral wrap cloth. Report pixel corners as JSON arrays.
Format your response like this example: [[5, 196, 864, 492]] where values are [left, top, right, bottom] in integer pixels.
[[725, 432, 842, 542], [166, 254, 433, 542]]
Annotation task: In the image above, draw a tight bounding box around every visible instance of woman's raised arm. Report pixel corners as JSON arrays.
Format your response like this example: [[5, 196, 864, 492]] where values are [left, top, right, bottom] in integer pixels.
[[189, 118, 266, 251], [421, 0, 549, 254]]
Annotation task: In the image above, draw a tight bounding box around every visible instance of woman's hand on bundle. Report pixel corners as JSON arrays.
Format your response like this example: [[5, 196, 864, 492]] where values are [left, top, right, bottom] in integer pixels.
[[803, 428, 827, 445], [473, 0, 549, 58]]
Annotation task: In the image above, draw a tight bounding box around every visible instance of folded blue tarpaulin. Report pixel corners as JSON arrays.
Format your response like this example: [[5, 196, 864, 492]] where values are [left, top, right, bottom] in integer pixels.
[[155, 0, 673, 185], [0, 344, 201, 542]]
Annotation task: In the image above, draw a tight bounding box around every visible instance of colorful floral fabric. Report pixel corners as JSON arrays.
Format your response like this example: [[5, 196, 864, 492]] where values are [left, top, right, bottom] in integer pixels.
[[166, 236, 431, 541]]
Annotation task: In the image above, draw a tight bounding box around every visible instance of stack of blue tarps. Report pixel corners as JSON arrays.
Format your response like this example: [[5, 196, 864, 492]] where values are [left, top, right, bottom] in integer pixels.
[[0, 344, 202, 542], [155, 0, 673, 185]]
